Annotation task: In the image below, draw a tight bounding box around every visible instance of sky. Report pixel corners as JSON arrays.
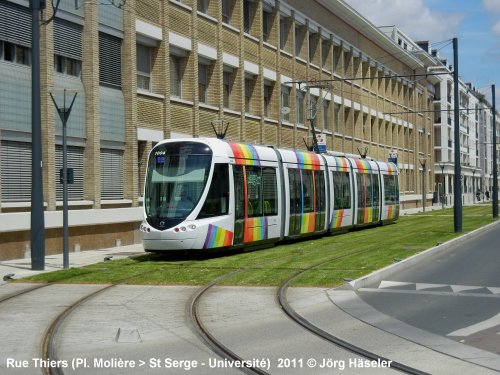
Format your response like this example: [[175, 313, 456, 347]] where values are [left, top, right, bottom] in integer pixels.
[[343, 0, 500, 104]]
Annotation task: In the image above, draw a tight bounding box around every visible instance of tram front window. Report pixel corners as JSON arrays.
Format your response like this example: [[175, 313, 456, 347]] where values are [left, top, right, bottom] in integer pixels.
[[144, 142, 212, 229]]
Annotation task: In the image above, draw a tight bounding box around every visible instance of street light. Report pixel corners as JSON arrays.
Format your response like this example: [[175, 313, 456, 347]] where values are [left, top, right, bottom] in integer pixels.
[[472, 169, 477, 204], [439, 162, 445, 209], [419, 157, 427, 212]]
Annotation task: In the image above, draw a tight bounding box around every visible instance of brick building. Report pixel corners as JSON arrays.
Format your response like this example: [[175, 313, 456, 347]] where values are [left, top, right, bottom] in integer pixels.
[[0, 0, 436, 260]]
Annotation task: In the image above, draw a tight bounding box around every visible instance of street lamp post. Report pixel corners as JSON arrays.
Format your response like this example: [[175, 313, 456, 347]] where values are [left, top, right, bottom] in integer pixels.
[[419, 157, 427, 212], [472, 169, 476, 204], [439, 163, 445, 209]]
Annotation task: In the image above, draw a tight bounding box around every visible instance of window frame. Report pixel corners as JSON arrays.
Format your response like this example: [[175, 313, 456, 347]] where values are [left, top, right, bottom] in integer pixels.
[[170, 54, 183, 98], [136, 44, 152, 92]]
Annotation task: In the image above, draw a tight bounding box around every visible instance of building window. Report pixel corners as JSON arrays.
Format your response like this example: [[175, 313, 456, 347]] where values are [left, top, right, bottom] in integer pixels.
[[308, 95, 318, 122], [170, 55, 183, 98], [197, 0, 208, 13], [136, 44, 151, 91], [309, 32, 317, 63], [55, 55, 81, 77], [198, 63, 208, 104], [264, 83, 272, 118], [296, 91, 304, 125], [281, 85, 290, 122], [100, 148, 124, 200], [222, 0, 232, 24], [321, 40, 330, 69], [99, 32, 122, 87], [223, 70, 232, 109], [295, 25, 303, 56], [279, 17, 287, 50], [323, 100, 330, 131], [244, 0, 251, 33], [245, 78, 253, 114], [334, 103, 341, 133], [0, 41, 31, 66], [263, 9, 271, 42]]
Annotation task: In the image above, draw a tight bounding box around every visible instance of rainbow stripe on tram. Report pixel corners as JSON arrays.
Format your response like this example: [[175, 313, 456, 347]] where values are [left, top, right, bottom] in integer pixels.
[[244, 217, 268, 242], [334, 157, 349, 171], [300, 213, 316, 233], [387, 204, 399, 220], [387, 162, 397, 176], [363, 207, 374, 223], [355, 159, 372, 174], [295, 151, 320, 170], [331, 210, 344, 229], [203, 225, 234, 249], [229, 143, 261, 166]]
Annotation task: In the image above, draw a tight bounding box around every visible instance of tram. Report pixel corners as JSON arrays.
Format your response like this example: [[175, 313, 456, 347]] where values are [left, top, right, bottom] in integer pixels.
[[140, 138, 399, 252]]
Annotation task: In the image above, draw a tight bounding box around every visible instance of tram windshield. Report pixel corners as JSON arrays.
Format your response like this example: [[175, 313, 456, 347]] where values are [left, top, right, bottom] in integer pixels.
[[144, 142, 212, 228]]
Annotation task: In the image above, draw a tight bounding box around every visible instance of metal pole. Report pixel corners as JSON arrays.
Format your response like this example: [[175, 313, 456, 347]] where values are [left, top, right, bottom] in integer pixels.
[[62, 91, 69, 269], [453, 38, 462, 232], [420, 160, 426, 212], [50, 91, 77, 269], [492, 85, 498, 218], [30, 0, 45, 270], [440, 164, 445, 209]]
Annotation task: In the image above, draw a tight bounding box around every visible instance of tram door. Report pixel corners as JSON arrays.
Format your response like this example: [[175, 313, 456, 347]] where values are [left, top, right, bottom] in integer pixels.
[[288, 169, 302, 236], [233, 165, 245, 245]]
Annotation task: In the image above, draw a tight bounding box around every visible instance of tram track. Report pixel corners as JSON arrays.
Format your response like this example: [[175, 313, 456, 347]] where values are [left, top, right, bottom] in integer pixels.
[[39, 270, 160, 375], [0, 283, 50, 304], [28, 245, 429, 375], [276, 253, 431, 375], [188, 271, 271, 375]]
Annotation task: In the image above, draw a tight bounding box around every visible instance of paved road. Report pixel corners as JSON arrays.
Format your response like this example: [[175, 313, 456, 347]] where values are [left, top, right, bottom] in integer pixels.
[[352, 221, 500, 361]]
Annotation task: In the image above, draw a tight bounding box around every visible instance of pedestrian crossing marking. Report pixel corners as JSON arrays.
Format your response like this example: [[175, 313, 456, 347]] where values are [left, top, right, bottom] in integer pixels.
[[367, 281, 500, 298]]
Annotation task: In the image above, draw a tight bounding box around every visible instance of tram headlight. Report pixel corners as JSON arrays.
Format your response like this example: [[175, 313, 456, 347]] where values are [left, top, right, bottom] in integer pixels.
[[180, 226, 187, 232], [188, 224, 196, 230]]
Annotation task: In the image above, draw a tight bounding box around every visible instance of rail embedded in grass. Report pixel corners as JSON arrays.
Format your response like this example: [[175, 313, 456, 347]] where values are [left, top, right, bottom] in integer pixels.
[[18, 206, 497, 287]]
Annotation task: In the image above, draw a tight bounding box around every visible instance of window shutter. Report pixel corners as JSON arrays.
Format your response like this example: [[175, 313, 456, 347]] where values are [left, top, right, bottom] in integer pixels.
[[55, 145, 84, 200], [99, 33, 122, 87], [1, 140, 32, 202], [0, 2, 31, 47], [100, 149, 123, 200], [54, 18, 83, 60]]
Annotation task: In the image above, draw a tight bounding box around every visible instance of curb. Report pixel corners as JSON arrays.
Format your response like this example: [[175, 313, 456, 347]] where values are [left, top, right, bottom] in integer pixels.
[[349, 219, 500, 290]]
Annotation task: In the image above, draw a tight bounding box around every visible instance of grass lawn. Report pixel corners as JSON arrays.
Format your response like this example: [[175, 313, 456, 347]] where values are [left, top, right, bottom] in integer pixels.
[[20, 206, 498, 288]]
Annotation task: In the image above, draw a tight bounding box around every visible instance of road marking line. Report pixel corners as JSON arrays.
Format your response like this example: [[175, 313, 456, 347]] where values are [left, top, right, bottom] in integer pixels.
[[415, 283, 448, 290], [447, 312, 500, 337], [378, 280, 414, 289]]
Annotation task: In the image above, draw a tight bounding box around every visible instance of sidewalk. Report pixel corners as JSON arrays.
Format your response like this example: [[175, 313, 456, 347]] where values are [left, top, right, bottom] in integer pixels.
[[0, 243, 145, 285]]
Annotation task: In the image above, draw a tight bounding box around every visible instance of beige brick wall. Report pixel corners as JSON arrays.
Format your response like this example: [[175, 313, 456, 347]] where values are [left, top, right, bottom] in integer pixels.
[[82, 0, 101, 208]]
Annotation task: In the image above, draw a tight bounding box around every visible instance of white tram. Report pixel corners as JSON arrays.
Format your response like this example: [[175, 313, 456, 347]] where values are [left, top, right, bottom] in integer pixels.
[[140, 138, 399, 252]]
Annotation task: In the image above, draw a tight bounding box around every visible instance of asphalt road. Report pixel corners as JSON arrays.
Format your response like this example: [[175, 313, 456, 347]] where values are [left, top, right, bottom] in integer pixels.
[[356, 221, 500, 355]]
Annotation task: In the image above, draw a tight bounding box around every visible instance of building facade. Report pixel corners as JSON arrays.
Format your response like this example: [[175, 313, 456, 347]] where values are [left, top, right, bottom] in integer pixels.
[[1, 0, 437, 260]]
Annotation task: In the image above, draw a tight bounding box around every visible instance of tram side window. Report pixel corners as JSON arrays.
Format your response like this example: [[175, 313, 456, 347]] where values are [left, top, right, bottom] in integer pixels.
[[246, 166, 263, 217], [234, 166, 245, 219], [262, 167, 278, 215], [383, 175, 399, 204], [302, 170, 314, 213], [197, 164, 229, 218], [289, 169, 301, 214], [314, 170, 326, 212], [332, 171, 351, 209], [365, 173, 373, 207], [356, 174, 365, 208], [373, 174, 380, 207]]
